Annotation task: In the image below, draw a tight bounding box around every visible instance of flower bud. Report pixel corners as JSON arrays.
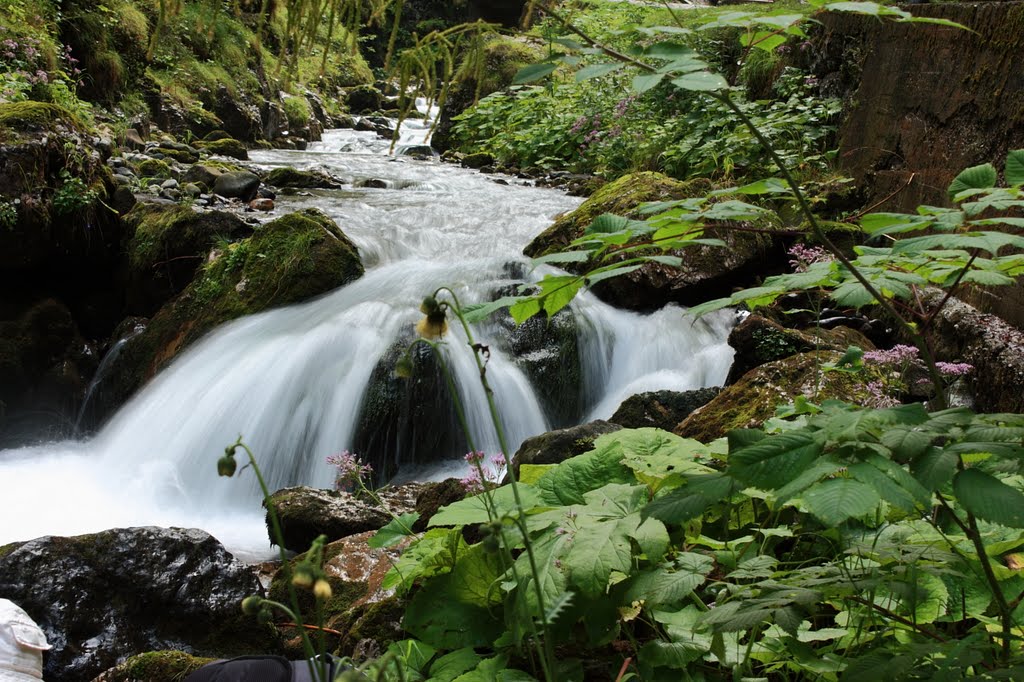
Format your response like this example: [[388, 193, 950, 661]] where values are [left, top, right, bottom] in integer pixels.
[[313, 578, 333, 600], [257, 606, 273, 624], [291, 565, 314, 588], [217, 453, 237, 477], [394, 353, 414, 379], [241, 595, 262, 616], [420, 296, 441, 316]]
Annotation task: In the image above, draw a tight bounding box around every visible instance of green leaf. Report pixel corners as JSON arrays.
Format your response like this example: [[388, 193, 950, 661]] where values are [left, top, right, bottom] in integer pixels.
[[801, 478, 881, 525], [671, 71, 729, 92], [513, 62, 558, 84], [509, 297, 541, 324], [949, 163, 998, 200], [954, 469, 1024, 527], [730, 431, 823, 489], [576, 62, 625, 81], [911, 446, 958, 490], [429, 648, 483, 682], [624, 553, 714, 606], [462, 296, 525, 323], [1006, 149, 1024, 187], [430, 484, 542, 527], [368, 512, 420, 548], [530, 251, 592, 266], [535, 436, 635, 505], [733, 177, 792, 195], [644, 474, 738, 523], [387, 639, 436, 674], [632, 72, 666, 93], [564, 513, 639, 597]]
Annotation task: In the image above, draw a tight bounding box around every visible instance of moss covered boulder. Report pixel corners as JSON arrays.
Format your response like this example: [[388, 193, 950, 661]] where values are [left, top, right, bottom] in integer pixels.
[[524, 172, 787, 311], [675, 350, 893, 442], [104, 208, 364, 413], [431, 35, 542, 152], [266, 166, 343, 189], [94, 651, 215, 682], [510, 420, 623, 477], [610, 388, 722, 432], [198, 137, 249, 160], [123, 204, 253, 315]]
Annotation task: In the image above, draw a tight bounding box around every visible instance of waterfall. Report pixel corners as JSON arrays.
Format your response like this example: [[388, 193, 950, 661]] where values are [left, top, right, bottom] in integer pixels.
[[0, 122, 734, 559]]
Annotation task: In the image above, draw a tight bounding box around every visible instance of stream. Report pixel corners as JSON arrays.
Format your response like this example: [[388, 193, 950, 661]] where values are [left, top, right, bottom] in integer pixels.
[[0, 117, 735, 560]]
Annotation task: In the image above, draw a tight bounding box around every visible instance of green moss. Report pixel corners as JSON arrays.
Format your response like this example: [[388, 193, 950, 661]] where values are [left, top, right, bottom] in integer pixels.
[[266, 167, 337, 189], [100, 650, 214, 682], [134, 157, 173, 180], [0, 101, 81, 131], [282, 96, 311, 129], [199, 137, 248, 161], [158, 147, 199, 164], [525, 172, 713, 257]]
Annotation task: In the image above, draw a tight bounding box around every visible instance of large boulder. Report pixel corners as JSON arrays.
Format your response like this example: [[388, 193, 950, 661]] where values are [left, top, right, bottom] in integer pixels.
[[524, 172, 786, 311], [100, 209, 364, 417], [0, 527, 277, 682], [266, 166, 343, 189], [212, 170, 261, 201], [266, 484, 424, 553], [510, 420, 623, 476], [675, 350, 893, 443], [123, 204, 253, 315], [609, 388, 722, 432], [919, 290, 1024, 414]]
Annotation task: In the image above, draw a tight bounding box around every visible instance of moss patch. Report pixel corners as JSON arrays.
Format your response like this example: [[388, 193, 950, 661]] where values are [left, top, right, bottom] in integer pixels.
[[0, 101, 82, 132], [98, 650, 214, 682], [134, 158, 173, 181], [198, 137, 248, 160], [266, 167, 339, 189]]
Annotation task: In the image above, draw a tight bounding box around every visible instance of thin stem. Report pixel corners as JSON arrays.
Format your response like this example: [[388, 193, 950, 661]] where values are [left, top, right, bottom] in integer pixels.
[[845, 596, 948, 643]]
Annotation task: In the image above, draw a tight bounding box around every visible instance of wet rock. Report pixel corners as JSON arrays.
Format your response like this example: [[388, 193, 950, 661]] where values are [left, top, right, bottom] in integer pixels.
[[249, 198, 274, 211], [102, 209, 363, 414], [0, 527, 276, 682], [412, 479, 468, 532], [524, 172, 787, 311], [355, 178, 388, 189], [111, 185, 137, 214], [93, 651, 215, 682], [122, 204, 252, 315], [398, 144, 435, 158], [610, 388, 722, 431], [266, 166, 343, 189], [181, 164, 224, 191], [213, 85, 263, 142], [675, 350, 893, 442], [511, 420, 623, 475], [461, 152, 494, 169], [121, 128, 146, 151], [725, 314, 875, 385], [346, 85, 383, 115], [212, 170, 261, 201]]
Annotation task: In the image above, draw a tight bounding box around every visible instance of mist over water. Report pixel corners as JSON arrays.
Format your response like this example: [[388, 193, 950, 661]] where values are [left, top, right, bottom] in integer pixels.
[[0, 119, 734, 560]]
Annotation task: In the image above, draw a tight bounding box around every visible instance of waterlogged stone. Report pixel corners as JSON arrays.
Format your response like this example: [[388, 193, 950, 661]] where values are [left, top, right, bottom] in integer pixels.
[[249, 198, 274, 212], [212, 170, 260, 200]]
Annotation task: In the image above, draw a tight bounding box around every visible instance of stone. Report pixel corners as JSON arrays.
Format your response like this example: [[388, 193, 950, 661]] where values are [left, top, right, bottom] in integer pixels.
[[355, 178, 388, 189], [461, 152, 493, 169], [181, 164, 224, 190], [346, 85, 383, 114], [398, 144, 435, 158], [249, 198, 274, 211], [0, 527, 276, 682], [93, 651, 215, 682], [199, 137, 249, 161], [610, 388, 723, 432], [160, 178, 178, 189], [510, 420, 623, 476], [265, 166, 342, 189], [121, 128, 145, 151], [212, 170, 261, 201]]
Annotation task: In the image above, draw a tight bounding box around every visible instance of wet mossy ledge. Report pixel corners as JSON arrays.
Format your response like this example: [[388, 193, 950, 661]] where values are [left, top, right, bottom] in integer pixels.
[[107, 208, 364, 411]]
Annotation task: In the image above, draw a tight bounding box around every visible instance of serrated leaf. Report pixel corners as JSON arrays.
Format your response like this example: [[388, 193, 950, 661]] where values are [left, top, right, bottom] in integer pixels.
[[530, 251, 592, 265], [430, 484, 542, 527], [509, 297, 541, 324], [368, 512, 420, 548], [535, 438, 634, 506], [730, 431, 823, 489], [1006, 149, 1024, 187], [624, 553, 713, 606], [429, 648, 483, 682], [513, 62, 558, 84], [576, 62, 624, 81], [801, 478, 881, 525], [911, 446, 958, 490], [462, 296, 525, 323], [949, 163, 998, 200], [954, 469, 1024, 527]]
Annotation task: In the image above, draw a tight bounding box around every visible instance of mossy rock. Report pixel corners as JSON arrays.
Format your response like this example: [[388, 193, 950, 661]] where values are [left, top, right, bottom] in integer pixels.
[[346, 85, 383, 115], [123, 203, 252, 315], [525, 172, 787, 310], [104, 208, 364, 411], [199, 137, 249, 161], [266, 166, 341, 189], [0, 102, 82, 133], [525, 172, 712, 258], [157, 147, 200, 164], [510, 420, 623, 476], [134, 158, 173, 181], [610, 388, 722, 432], [675, 350, 893, 442], [95, 650, 215, 682]]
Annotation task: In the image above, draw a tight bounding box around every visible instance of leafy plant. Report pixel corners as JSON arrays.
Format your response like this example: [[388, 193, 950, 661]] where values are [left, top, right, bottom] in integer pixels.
[[51, 168, 98, 215]]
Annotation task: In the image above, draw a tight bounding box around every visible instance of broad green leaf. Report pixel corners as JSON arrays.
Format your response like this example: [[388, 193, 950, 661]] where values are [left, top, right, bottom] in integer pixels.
[[535, 436, 635, 505], [743, 31, 787, 52], [429, 647, 482, 682], [733, 177, 792, 195], [576, 62, 624, 81], [848, 462, 917, 512], [911, 446, 958, 490], [949, 163, 998, 200], [518, 463, 552, 485], [730, 431, 823, 489], [831, 280, 876, 307], [644, 41, 698, 59], [368, 512, 420, 548], [509, 297, 541, 324], [430, 484, 542, 527], [1006, 149, 1024, 186], [564, 513, 639, 597], [512, 62, 558, 84], [624, 553, 713, 606], [383, 527, 463, 593], [462, 296, 525, 323], [637, 640, 704, 670], [633, 515, 670, 560], [530, 251, 592, 266], [404, 575, 503, 648], [632, 72, 666, 93], [387, 639, 436, 674], [954, 469, 1024, 527], [772, 456, 845, 506], [643, 474, 739, 523], [801, 478, 881, 525], [671, 71, 729, 92], [614, 428, 716, 486], [881, 425, 936, 461]]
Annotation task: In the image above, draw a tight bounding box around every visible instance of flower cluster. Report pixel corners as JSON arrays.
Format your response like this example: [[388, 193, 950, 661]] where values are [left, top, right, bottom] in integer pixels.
[[865, 380, 901, 409], [936, 361, 974, 377], [787, 243, 832, 272], [326, 450, 373, 492], [0, 27, 82, 103], [614, 95, 636, 118], [459, 451, 508, 494], [864, 344, 919, 366]]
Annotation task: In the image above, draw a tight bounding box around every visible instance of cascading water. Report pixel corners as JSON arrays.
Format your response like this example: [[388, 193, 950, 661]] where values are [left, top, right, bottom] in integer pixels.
[[0, 115, 735, 559]]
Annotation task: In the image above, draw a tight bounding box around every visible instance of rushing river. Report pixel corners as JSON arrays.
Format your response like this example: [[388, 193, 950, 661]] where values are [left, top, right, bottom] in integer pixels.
[[0, 118, 735, 559]]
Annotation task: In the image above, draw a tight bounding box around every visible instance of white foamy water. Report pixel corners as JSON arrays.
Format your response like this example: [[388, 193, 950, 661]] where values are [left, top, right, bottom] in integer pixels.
[[0, 120, 734, 560]]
